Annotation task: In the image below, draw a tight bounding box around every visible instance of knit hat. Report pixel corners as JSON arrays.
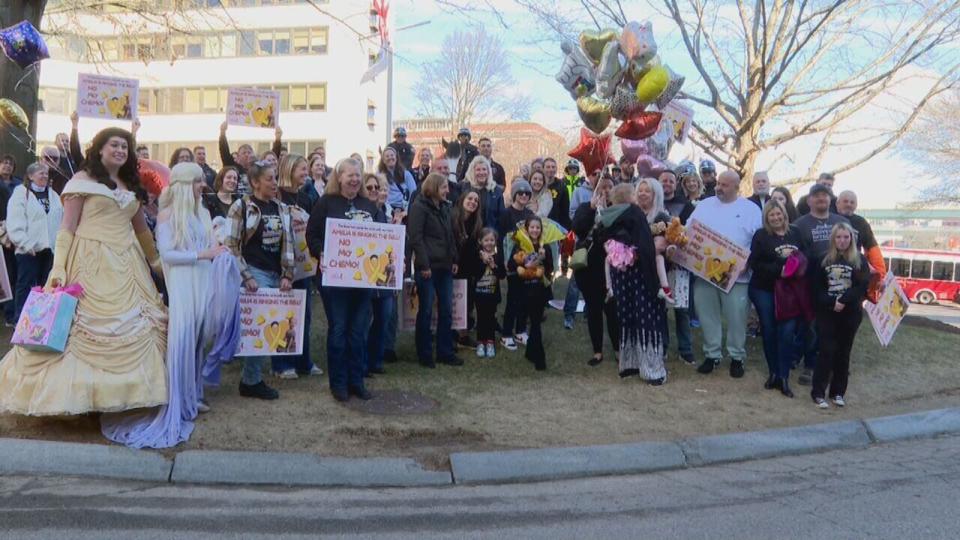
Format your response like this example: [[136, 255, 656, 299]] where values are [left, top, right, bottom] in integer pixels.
[[511, 179, 533, 200]]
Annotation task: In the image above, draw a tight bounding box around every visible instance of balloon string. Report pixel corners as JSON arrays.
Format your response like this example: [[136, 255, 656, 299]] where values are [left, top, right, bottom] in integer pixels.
[[1, 120, 75, 181], [13, 64, 39, 93]]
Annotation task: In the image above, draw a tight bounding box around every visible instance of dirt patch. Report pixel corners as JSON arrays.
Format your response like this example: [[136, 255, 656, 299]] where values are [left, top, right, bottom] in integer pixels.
[[902, 314, 960, 335]]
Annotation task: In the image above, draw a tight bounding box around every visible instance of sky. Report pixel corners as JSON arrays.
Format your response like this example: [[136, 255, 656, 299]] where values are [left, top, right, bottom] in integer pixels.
[[390, 0, 943, 209]]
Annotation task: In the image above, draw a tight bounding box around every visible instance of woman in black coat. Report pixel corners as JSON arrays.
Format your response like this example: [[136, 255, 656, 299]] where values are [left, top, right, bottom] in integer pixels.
[[571, 177, 619, 367], [407, 173, 463, 368]]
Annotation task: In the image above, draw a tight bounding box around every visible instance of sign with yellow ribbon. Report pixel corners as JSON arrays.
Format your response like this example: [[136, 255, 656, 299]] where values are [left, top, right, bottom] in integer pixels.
[[77, 73, 139, 121], [235, 288, 306, 357], [226, 87, 280, 129], [668, 220, 750, 293]]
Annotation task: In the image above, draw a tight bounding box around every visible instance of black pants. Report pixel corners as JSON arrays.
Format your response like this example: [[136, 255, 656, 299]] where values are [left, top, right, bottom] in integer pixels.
[[13, 250, 53, 321], [812, 309, 862, 399], [576, 268, 620, 355], [3, 246, 17, 323], [475, 293, 499, 342], [502, 274, 528, 337], [524, 283, 547, 369]]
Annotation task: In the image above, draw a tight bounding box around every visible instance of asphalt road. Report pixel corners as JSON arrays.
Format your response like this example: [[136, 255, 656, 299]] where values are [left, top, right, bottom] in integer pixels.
[[1, 435, 958, 539]]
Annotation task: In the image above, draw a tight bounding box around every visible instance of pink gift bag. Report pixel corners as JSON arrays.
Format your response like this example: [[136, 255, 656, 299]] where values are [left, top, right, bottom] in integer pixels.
[[11, 284, 84, 353]]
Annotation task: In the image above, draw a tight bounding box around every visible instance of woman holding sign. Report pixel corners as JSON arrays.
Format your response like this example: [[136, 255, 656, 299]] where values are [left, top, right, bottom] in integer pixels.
[[224, 161, 295, 401], [270, 153, 322, 380], [306, 157, 384, 402], [0, 127, 168, 415], [101, 162, 227, 448]]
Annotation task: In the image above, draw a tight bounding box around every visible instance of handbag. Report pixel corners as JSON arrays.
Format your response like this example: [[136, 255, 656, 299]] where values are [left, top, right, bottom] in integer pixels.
[[570, 246, 589, 271]]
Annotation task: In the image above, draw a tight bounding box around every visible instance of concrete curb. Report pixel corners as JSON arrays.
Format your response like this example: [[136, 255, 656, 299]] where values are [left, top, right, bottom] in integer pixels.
[[863, 407, 960, 443], [679, 420, 871, 466], [0, 438, 172, 482], [171, 450, 451, 487], [2, 407, 958, 487], [450, 441, 685, 485]]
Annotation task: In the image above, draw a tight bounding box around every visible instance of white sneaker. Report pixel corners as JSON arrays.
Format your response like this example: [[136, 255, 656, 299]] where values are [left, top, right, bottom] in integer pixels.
[[500, 337, 517, 351], [814, 398, 830, 409], [277, 369, 298, 380], [485, 342, 496, 358], [309, 366, 323, 376], [832, 395, 846, 407], [515, 332, 529, 346], [196, 400, 210, 413], [476, 343, 487, 358]]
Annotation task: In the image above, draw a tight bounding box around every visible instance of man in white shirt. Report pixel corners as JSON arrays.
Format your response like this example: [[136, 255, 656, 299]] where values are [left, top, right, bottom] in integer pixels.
[[688, 170, 763, 378]]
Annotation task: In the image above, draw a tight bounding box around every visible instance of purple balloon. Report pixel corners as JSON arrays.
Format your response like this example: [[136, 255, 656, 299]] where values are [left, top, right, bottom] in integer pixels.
[[636, 155, 666, 178], [0, 20, 49, 69], [620, 138, 650, 163]]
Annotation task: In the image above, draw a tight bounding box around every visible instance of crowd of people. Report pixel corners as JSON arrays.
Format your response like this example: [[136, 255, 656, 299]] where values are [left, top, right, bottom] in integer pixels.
[[0, 119, 886, 449]]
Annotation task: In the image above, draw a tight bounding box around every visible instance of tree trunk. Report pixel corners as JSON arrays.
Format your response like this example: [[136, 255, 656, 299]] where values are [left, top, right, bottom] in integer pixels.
[[0, 1, 46, 174]]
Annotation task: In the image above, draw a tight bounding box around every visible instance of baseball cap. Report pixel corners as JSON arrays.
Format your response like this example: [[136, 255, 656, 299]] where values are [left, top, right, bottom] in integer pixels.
[[394, 127, 407, 137], [565, 159, 580, 172], [458, 127, 471, 137], [809, 183, 832, 196], [699, 159, 716, 173]]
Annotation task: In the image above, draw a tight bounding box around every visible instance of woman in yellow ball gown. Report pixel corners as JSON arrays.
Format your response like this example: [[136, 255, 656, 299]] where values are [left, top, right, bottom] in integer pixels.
[[0, 127, 168, 415]]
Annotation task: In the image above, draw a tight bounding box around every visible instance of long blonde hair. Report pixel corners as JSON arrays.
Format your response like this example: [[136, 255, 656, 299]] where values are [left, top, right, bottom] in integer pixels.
[[278, 153, 306, 192], [822, 222, 861, 269], [324, 157, 362, 196], [160, 162, 212, 251]]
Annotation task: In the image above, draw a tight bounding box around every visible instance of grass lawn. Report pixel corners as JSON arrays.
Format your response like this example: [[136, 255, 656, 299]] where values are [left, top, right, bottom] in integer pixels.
[[2, 277, 959, 468]]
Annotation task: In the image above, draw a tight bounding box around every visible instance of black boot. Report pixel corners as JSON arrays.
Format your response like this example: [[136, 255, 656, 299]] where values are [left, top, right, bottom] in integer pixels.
[[696, 358, 717, 374], [780, 378, 794, 398], [764, 374, 779, 390]]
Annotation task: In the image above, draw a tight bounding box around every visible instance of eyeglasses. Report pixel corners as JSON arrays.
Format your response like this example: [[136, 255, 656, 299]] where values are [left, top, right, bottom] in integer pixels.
[[517, 191, 532, 197], [366, 185, 381, 192]]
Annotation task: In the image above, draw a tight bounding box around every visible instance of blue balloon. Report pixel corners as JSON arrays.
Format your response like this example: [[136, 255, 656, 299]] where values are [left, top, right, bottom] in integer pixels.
[[0, 20, 49, 69]]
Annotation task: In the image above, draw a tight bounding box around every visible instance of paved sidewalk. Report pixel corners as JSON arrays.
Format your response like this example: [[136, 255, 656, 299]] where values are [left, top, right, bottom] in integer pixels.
[[2, 434, 958, 539]]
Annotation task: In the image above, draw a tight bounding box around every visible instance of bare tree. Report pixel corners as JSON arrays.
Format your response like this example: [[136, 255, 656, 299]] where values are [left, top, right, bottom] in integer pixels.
[[412, 26, 532, 128], [1, 1, 232, 173], [437, 0, 960, 188], [901, 89, 960, 205]]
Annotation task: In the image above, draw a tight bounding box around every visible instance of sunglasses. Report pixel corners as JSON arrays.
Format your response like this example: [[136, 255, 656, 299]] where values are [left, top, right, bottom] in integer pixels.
[[366, 184, 381, 192]]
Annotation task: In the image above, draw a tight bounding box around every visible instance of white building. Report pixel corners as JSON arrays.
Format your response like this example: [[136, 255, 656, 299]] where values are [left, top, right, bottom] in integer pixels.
[[37, 0, 390, 170]]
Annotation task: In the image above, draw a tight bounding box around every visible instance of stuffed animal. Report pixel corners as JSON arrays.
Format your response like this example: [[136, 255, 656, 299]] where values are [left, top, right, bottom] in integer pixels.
[[665, 217, 688, 247]]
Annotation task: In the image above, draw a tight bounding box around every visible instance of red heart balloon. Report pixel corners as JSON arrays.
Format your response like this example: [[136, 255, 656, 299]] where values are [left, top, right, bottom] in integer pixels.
[[614, 111, 663, 140], [567, 127, 613, 175]]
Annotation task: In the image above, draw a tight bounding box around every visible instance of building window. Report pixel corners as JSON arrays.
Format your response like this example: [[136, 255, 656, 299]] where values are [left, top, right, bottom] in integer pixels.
[[221, 32, 237, 56], [239, 30, 256, 56], [168, 88, 184, 113], [293, 29, 310, 54], [367, 100, 376, 126], [203, 35, 221, 57], [257, 30, 274, 54], [310, 27, 328, 54], [307, 84, 326, 110], [274, 31, 290, 55], [202, 88, 220, 112], [185, 88, 202, 113], [291, 86, 307, 110]]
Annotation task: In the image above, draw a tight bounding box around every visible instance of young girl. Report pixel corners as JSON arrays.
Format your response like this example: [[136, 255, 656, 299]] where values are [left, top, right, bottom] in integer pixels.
[[472, 227, 506, 357], [810, 223, 870, 409], [509, 216, 554, 371]]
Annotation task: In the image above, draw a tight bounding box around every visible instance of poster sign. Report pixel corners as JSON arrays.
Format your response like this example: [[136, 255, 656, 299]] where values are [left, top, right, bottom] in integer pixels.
[[400, 279, 467, 331], [0, 246, 12, 304], [77, 73, 139, 120], [235, 288, 306, 357], [226, 87, 280, 129], [669, 221, 750, 293], [290, 207, 317, 282], [321, 219, 404, 290], [661, 100, 694, 144], [668, 267, 690, 309], [864, 272, 910, 347]]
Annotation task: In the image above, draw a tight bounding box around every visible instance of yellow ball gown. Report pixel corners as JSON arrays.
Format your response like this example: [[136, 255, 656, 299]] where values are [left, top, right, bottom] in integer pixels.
[[0, 179, 168, 415]]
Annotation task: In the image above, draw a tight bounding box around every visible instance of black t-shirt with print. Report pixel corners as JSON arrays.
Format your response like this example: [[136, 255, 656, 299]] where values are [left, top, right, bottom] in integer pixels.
[[243, 196, 283, 275]]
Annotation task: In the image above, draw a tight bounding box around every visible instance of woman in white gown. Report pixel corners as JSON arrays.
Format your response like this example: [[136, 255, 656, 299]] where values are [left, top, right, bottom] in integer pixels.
[[101, 163, 227, 448]]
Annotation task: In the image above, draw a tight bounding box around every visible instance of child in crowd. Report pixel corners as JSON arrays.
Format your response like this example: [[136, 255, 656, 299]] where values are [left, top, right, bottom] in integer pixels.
[[810, 223, 870, 409], [509, 216, 554, 371], [650, 218, 675, 305], [472, 228, 506, 357]]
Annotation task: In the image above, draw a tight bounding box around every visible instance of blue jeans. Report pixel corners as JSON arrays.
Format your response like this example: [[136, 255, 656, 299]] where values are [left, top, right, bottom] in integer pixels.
[[563, 275, 581, 321], [367, 290, 396, 372], [749, 286, 800, 379], [241, 267, 280, 386], [414, 269, 454, 362], [271, 278, 315, 374], [384, 291, 398, 352], [14, 250, 53, 322], [324, 286, 373, 391]]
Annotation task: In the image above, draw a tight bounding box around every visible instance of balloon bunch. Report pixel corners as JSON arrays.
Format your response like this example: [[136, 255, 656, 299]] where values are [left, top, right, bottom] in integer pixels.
[[556, 21, 685, 175]]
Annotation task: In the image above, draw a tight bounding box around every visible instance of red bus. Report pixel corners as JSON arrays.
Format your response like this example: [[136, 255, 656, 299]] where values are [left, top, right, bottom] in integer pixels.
[[883, 248, 960, 304]]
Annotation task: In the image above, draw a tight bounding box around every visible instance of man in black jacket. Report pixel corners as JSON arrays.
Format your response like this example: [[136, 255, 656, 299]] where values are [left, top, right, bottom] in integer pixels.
[[387, 127, 415, 171], [478, 137, 506, 187], [543, 157, 571, 229], [455, 127, 479, 182], [747, 171, 772, 209]]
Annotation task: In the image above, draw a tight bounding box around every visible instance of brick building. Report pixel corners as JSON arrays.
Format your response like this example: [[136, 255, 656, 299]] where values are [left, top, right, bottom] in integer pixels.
[[393, 119, 569, 188]]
